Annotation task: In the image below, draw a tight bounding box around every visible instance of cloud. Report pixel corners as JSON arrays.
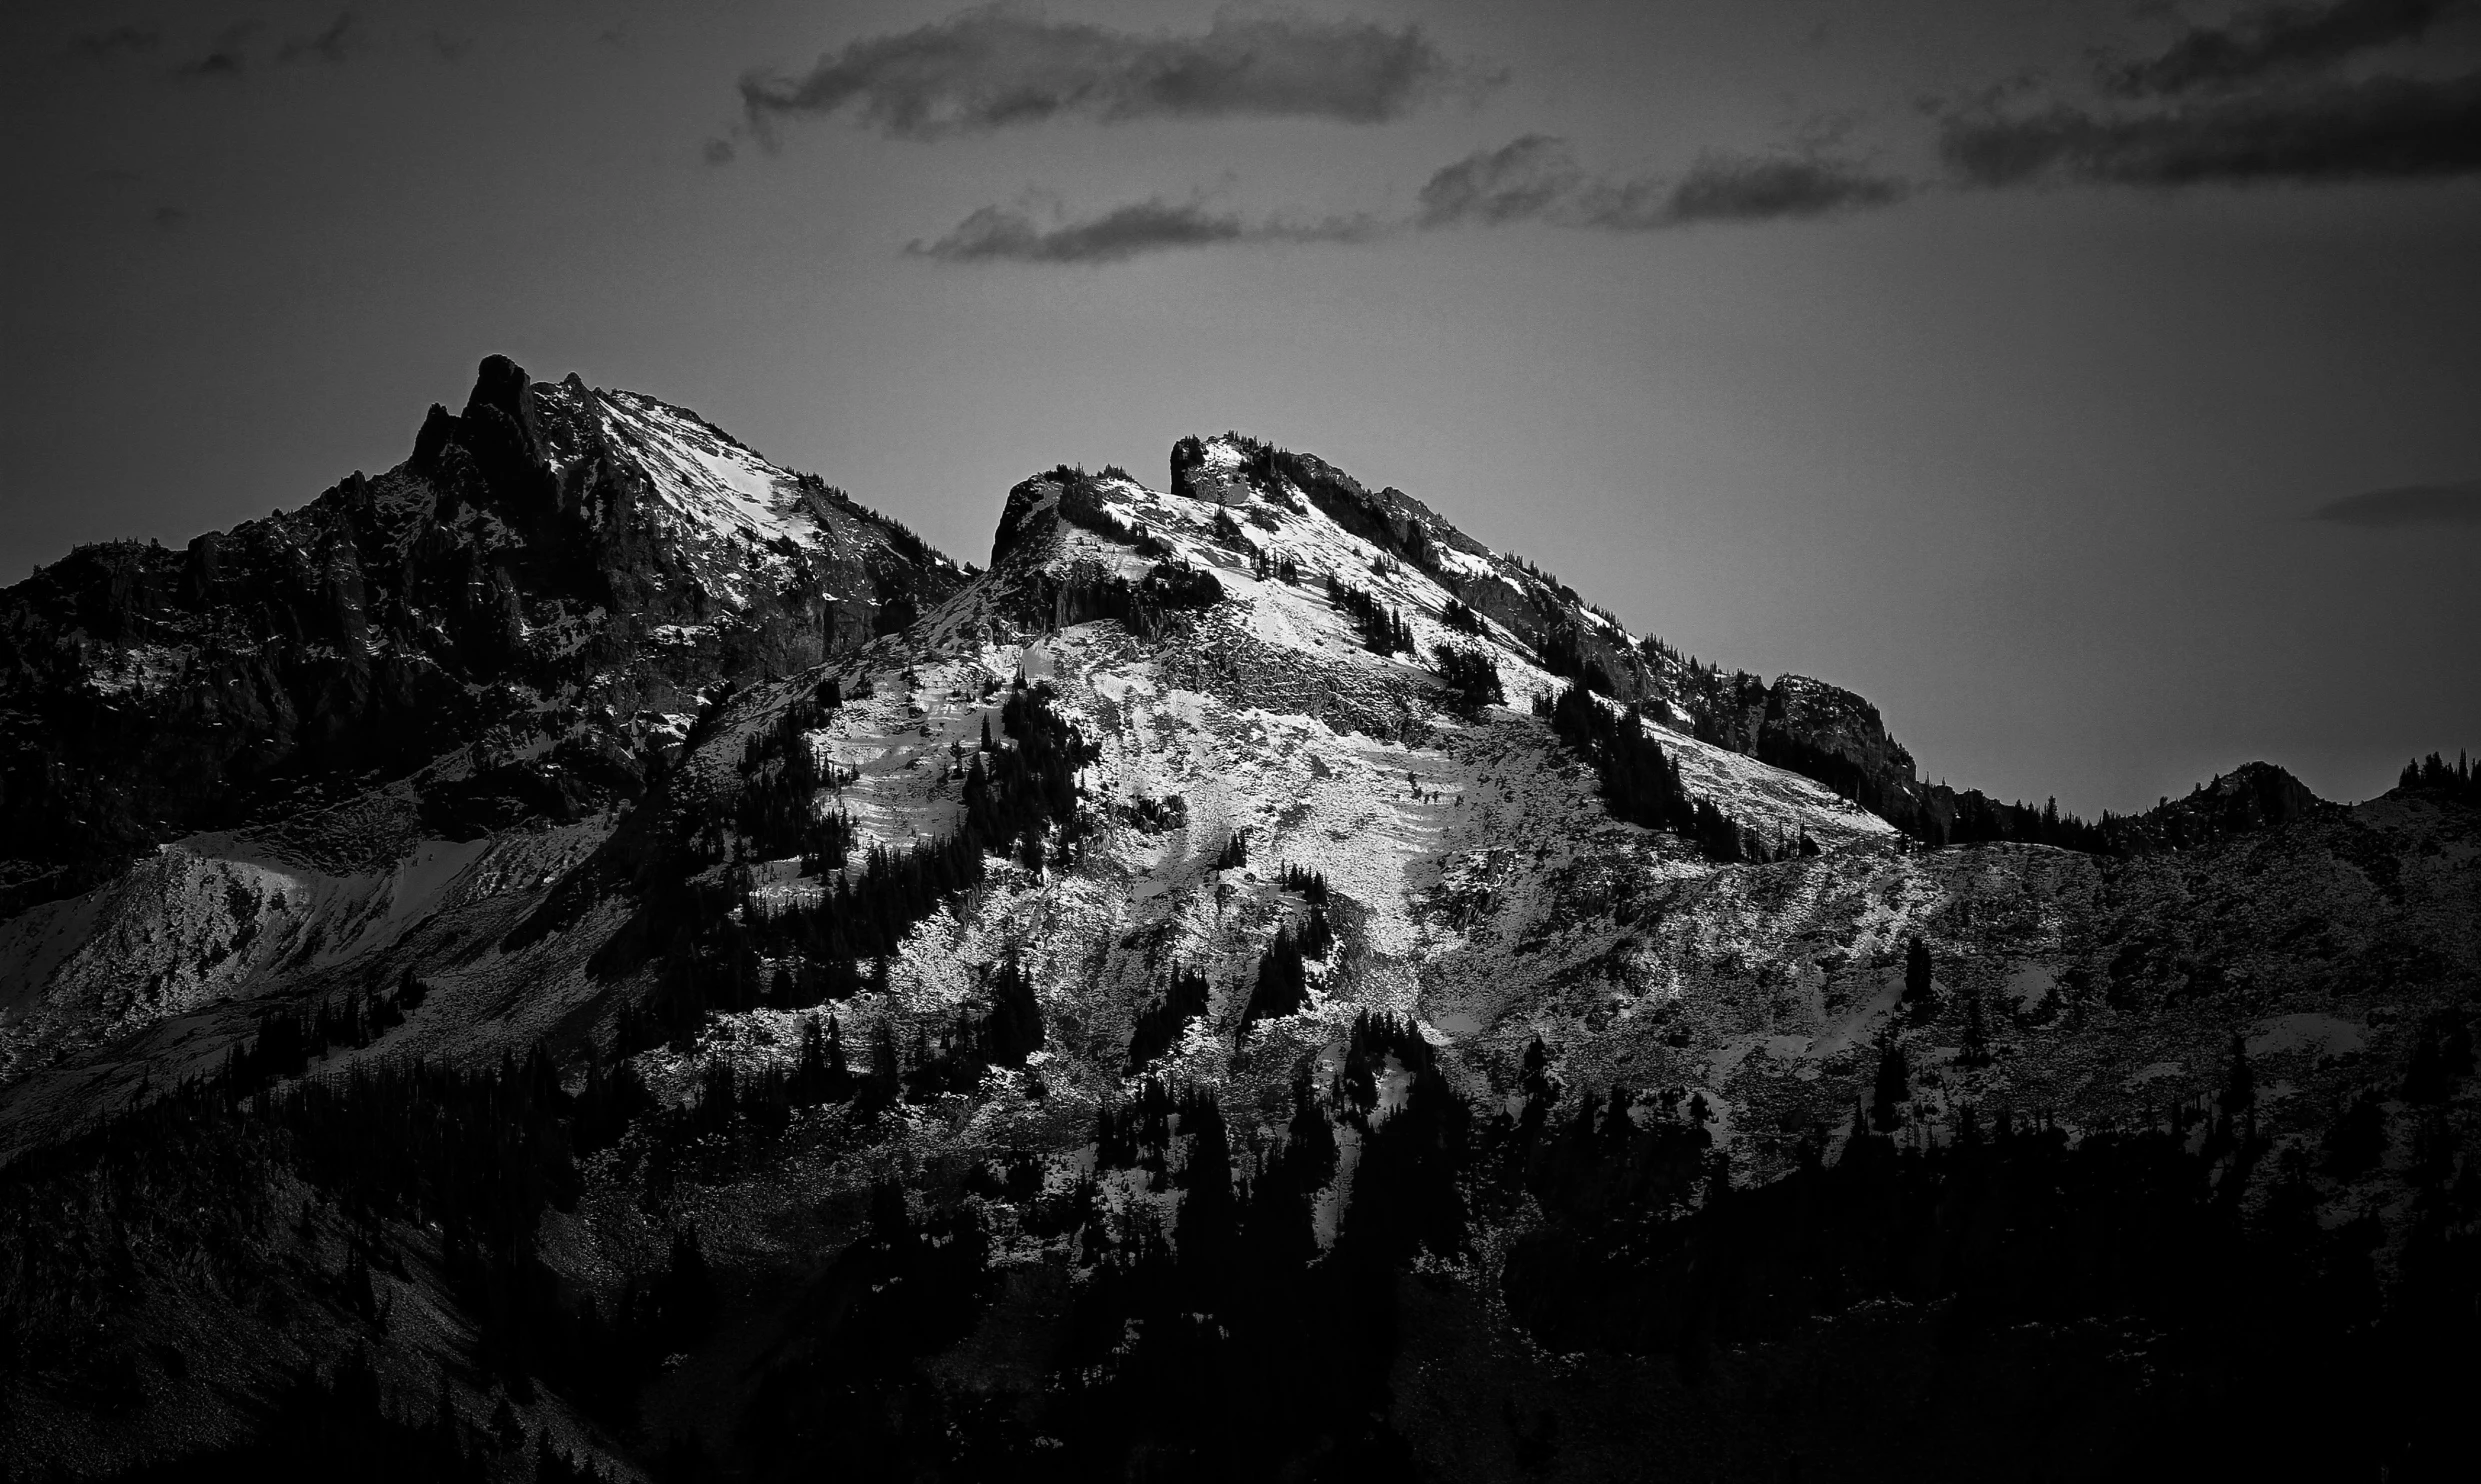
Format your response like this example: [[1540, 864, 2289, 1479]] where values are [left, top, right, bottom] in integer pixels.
[[703, 138, 737, 166], [1415, 134, 1584, 226], [69, 25, 159, 60], [2307, 479, 2481, 526], [278, 13, 355, 66], [179, 23, 256, 79], [2104, 0, 2461, 97], [1414, 137, 1907, 231], [151, 206, 189, 231], [908, 198, 1384, 264], [739, 7, 1492, 140], [1645, 153, 1910, 223], [918, 141, 1906, 266], [428, 31, 474, 63], [1942, 72, 2481, 185]]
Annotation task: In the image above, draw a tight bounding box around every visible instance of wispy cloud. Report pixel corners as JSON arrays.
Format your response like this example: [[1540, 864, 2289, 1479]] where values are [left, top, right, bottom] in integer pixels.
[[1414, 136, 1906, 232], [68, 25, 159, 61], [902, 0, 2473, 267], [2102, 0, 2462, 97], [1942, 73, 2481, 186], [277, 13, 356, 66], [1941, 0, 2481, 188], [738, 7, 1495, 141], [1656, 153, 1909, 223], [178, 22, 256, 79], [1415, 135, 1584, 226], [908, 198, 1385, 264], [916, 137, 1905, 267], [2308, 479, 2481, 527]]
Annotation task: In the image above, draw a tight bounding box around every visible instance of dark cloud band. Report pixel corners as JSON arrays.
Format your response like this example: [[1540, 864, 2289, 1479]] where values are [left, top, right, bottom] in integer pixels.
[[907, 200, 1385, 264], [2104, 0, 2460, 97], [1944, 72, 2481, 186], [2308, 480, 2481, 527], [741, 8, 1490, 140], [916, 138, 1905, 267], [1416, 136, 1906, 231]]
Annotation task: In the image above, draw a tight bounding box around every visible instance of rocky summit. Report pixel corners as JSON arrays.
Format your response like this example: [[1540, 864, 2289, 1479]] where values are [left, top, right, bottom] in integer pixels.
[[2, 360, 2475, 1482]]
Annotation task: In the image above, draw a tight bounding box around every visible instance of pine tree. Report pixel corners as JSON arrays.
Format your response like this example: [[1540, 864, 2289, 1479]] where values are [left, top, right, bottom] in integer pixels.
[[1958, 984, 1992, 1068], [2402, 1011, 2472, 1103], [2323, 1089, 2387, 1176], [2222, 1032, 2255, 1119], [488, 1394, 525, 1452], [1175, 1091, 1237, 1273], [979, 950, 1044, 1067], [1240, 925, 1310, 1031], [1903, 936, 1935, 1015], [857, 1019, 902, 1115], [1870, 1029, 1910, 1132]]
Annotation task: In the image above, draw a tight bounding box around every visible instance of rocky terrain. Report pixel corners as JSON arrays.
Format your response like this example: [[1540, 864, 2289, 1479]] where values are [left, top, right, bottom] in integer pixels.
[[2, 360, 2474, 1482]]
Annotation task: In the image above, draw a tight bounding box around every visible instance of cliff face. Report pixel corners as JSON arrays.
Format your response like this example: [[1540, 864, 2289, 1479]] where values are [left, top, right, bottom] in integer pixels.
[[2, 407, 2473, 1482], [0, 358, 963, 917]]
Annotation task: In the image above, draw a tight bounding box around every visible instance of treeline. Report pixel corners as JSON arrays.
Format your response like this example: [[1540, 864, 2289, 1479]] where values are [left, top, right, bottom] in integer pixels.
[[1277, 863, 1330, 904], [1034, 1016, 1465, 1479], [2401, 749, 2480, 804], [961, 678, 1099, 862], [1239, 904, 1336, 1031], [220, 973, 428, 1087], [684, 1007, 1473, 1479], [5, 1030, 733, 1468], [620, 679, 1094, 1046], [91, 1349, 503, 1483], [1498, 1096, 2477, 1476], [1535, 685, 1809, 864], [1134, 889, 1340, 1064], [1491, 1037, 1720, 1232], [1127, 962, 1213, 1071], [1015, 559, 1223, 638], [672, 974, 1049, 1147], [1926, 788, 2113, 851], [734, 677, 858, 868], [1631, 641, 2134, 857], [1431, 643, 1505, 715], [1325, 572, 1414, 657], [1054, 470, 1175, 560], [1538, 623, 1616, 696], [1247, 546, 1302, 584], [33, 977, 1060, 1461]]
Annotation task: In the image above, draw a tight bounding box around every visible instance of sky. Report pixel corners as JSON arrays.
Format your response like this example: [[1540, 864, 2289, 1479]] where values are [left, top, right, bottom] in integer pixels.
[[5, 0, 2478, 819]]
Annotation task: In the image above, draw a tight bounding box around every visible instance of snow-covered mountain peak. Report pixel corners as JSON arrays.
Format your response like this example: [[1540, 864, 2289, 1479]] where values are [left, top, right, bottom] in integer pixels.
[[527, 374, 955, 615]]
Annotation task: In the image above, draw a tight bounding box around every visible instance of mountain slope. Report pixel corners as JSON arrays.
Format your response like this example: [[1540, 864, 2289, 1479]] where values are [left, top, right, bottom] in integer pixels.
[[0, 359, 962, 1093], [3, 392, 2475, 1482]]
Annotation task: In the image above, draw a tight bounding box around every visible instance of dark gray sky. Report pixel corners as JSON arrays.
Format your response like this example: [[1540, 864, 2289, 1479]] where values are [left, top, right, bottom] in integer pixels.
[[7, 0, 2478, 817]]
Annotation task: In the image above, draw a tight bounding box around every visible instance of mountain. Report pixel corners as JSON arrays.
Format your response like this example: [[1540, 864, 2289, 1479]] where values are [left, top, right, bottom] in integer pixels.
[[2, 362, 2475, 1482], [0, 357, 960, 919]]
